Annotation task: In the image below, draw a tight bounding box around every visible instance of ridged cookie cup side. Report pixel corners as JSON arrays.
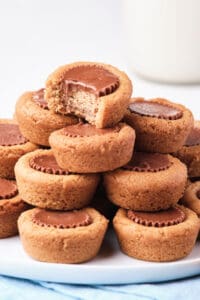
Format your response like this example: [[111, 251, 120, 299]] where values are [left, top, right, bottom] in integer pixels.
[[113, 205, 199, 262], [0, 194, 29, 238], [0, 119, 38, 179], [173, 121, 200, 177], [15, 91, 78, 146], [18, 207, 109, 264], [14, 150, 100, 210], [181, 181, 200, 216], [125, 98, 194, 153], [49, 123, 135, 173], [173, 145, 200, 178], [104, 155, 187, 211], [45, 62, 132, 128]]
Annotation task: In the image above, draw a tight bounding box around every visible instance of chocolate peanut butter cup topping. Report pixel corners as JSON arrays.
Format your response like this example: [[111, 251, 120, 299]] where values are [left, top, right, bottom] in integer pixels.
[[0, 178, 18, 199], [185, 125, 200, 146], [123, 152, 171, 172], [62, 123, 119, 137], [33, 209, 92, 229], [0, 124, 28, 146], [127, 207, 185, 227], [30, 154, 69, 175], [196, 190, 200, 199], [64, 65, 119, 97], [129, 100, 183, 120], [33, 88, 48, 109]]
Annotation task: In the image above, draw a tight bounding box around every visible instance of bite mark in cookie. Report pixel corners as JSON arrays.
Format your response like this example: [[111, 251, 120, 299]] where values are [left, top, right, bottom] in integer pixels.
[[33, 88, 48, 110]]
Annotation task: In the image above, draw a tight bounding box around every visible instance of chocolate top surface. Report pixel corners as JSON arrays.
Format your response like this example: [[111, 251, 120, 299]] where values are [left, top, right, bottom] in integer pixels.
[[0, 178, 18, 199], [123, 152, 171, 172], [64, 65, 119, 97], [33, 209, 92, 229], [185, 125, 200, 146], [62, 123, 119, 137], [196, 190, 200, 199], [127, 207, 185, 227], [129, 100, 183, 120], [33, 88, 48, 109], [30, 154, 69, 175], [0, 124, 28, 146]]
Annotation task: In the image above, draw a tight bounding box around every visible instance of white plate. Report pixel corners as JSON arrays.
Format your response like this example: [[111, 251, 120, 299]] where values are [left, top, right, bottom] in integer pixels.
[[0, 229, 200, 284]]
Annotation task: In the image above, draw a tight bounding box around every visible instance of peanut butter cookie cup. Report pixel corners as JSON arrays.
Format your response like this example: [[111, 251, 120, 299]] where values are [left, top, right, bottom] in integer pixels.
[[15, 89, 78, 146], [18, 207, 108, 263], [0, 178, 29, 238], [0, 119, 38, 179], [173, 121, 200, 177], [49, 122, 135, 173], [113, 205, 199, 262], [182, 181, 200, 217], [125, 98, 194, 153], [104, 152, 187, 211], [45, 62, 132, 128], [15, 149, 99, 210]]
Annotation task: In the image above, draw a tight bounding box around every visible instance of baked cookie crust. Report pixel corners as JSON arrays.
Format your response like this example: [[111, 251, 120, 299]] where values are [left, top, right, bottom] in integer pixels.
[[182, 181, 200, 216], [0, 119, 38, 179], [173, 121, 200, 177], [113, 205, 199, 262], [15, 90, 78, 146], [104, 154, 187, 211], [45, 62, 132, 128], [0, 179, 29, 238], [18, 207, 108, 263], [49, 122, 135, 173], [15, 149, 100, 210], [125, 98, 194, 153]]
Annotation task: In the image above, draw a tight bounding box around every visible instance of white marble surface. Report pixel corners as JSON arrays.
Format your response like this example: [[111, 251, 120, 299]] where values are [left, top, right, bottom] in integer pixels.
[[0, 0, 199, 119]]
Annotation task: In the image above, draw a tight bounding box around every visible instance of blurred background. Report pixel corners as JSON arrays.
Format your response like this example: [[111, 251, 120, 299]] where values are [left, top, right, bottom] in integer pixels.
[[0, 0, 199, 118]]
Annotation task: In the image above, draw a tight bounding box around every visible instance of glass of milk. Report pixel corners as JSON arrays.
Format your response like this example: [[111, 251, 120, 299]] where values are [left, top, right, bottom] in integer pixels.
[[123, 0, 200, 83]]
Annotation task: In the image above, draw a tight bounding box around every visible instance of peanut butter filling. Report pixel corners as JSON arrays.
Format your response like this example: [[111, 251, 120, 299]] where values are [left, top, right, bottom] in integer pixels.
[[33, 88, 48, 109], [58, 65, 120, 124]]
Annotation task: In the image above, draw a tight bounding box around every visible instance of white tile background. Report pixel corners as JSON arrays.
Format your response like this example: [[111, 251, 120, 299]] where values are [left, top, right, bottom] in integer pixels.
[[0, 0, 199, 118]]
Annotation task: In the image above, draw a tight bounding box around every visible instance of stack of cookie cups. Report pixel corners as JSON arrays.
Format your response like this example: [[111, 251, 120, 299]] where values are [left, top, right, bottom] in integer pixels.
[[15, 61, 136, 263], [0, 119, 38, 238], [176, 120, 200, 229], [104, 97, 200, 262]]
